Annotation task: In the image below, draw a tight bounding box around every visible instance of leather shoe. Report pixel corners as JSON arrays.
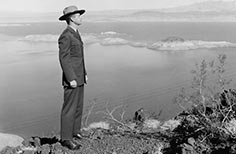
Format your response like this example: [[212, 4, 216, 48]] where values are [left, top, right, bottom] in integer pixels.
[[61, 140, 81, 150], [73, 133, 83, 140]]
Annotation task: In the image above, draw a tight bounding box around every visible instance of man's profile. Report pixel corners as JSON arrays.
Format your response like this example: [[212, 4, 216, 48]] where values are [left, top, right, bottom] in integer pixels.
[[58, 5, 87, 150]]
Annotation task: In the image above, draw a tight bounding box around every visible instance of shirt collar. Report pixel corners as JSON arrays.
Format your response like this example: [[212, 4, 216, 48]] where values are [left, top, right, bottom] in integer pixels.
[[69, 25, 77, 32]]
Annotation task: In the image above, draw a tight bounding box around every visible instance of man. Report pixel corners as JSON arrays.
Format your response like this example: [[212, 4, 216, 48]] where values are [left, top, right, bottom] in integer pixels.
[[58, 5, 87, 150]]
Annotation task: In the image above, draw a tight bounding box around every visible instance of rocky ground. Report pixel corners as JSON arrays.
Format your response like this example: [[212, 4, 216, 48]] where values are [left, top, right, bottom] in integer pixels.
[[1, 108, 236, 154], [0, 128, 166, 154]]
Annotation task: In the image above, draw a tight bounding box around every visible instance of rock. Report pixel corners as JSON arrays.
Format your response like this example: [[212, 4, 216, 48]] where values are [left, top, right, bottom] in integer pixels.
[[22, 137, 34, 147], [51, 143, 64, 154], [0, 133, 24, 151], [161, 36, 185, 43], [143, 119, 161, 129], [224, 118, 236, 135], [33, 137, 41, 147], [83, 121, 110, 131], [187, 138, 195, 146], [22, 150, 35, 154], [21, 146, 37, 153], [161, 119, 181, 131], [40, 144, 51, 154], [0, 146, 15, 154], [33, 136, 59, 145]]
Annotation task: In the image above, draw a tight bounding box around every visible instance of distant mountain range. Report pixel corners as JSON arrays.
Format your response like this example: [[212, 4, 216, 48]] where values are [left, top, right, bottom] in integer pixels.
[[1, 1, 236, 23], [160, 0, 236, 12]]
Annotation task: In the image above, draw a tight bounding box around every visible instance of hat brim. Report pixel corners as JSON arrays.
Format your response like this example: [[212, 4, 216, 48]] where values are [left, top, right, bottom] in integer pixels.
[[59, 10, 85, 21]]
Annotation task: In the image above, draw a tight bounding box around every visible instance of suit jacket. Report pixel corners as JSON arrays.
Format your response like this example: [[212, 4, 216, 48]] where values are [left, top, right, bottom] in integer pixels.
[[58, 26, 87, 87]]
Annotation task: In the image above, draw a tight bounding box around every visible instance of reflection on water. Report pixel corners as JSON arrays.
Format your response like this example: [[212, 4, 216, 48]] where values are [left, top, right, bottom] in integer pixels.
[[1, 38, 236, 138]]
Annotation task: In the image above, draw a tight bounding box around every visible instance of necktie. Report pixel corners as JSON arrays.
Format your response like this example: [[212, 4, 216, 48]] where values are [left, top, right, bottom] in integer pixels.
[[76, 30, 82, 42]]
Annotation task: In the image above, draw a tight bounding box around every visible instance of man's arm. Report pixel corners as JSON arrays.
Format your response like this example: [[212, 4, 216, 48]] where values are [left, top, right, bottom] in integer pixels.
[[58, 34, 77, 86]]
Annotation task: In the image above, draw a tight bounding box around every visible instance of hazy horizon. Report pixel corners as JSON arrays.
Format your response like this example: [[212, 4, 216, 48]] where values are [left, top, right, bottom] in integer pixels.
[[1, 0, 236, 13], [1, 0, 236, 23]]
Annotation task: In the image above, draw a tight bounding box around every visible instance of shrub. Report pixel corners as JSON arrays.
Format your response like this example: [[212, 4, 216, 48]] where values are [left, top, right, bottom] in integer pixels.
[[173, 54, 236, 153]]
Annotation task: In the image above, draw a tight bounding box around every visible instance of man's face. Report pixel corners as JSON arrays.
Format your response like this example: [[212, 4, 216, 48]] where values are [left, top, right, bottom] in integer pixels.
[[71, 13, 82, 25]]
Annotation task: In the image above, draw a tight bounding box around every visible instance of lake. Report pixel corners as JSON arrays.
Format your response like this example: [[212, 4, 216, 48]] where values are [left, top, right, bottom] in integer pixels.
[[0, 22, 236, 138]]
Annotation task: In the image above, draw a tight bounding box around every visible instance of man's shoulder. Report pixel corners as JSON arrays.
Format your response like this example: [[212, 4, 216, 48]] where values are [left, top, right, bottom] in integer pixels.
[[58, 28, 73, 41], [60, 28, 72, 37]]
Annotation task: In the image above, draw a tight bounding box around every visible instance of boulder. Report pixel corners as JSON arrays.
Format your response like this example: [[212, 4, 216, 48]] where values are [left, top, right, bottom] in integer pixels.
[[0, 132, 24, 151]]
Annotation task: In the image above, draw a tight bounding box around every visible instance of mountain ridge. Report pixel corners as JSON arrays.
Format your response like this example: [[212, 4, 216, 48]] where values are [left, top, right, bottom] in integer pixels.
[[1, 1, 236, 22], [159, 0, 236, 12]]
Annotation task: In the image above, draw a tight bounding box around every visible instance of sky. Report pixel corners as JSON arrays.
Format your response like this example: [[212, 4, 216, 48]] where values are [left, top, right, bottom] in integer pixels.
[[0, 0, 235, 12]]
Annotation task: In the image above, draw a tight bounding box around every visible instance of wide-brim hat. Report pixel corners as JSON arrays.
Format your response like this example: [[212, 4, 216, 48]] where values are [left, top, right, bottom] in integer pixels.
[[59, 5, 85, 21]]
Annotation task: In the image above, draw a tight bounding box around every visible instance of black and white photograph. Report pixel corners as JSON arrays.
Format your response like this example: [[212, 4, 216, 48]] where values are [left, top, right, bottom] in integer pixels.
[[1, 0, 236, 153]]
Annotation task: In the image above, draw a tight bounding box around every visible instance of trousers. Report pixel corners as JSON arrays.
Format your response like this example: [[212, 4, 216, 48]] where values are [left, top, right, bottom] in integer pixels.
[[60, 85, 84, 140]]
